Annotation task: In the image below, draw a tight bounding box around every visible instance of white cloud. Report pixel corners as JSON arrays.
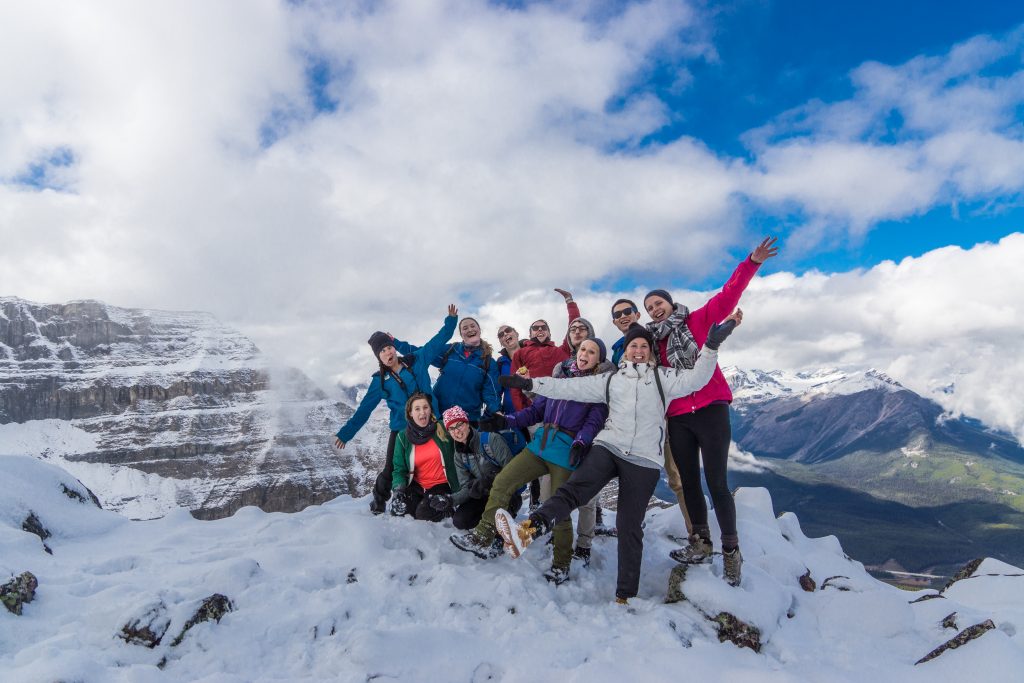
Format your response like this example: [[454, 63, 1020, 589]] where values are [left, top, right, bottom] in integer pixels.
[[0, 2, 1022, 443]]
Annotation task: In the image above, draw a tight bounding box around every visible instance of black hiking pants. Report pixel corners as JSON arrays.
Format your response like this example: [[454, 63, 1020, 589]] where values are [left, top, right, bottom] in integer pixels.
[[372, 430, 401, 505], [534, 445, 660, 600], [666, 403, 737, 548]]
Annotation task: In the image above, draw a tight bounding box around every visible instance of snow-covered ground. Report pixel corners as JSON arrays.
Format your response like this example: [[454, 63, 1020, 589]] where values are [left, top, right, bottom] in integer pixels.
[[2, 454, 1022, 682]]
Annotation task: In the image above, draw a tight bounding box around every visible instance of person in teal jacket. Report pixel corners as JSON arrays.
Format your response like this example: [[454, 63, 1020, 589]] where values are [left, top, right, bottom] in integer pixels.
[[334, 305, 458, 514], [394, 316, 501, 423]]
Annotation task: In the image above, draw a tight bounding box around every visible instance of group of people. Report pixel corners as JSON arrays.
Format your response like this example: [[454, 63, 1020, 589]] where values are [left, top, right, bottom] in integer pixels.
[[334, 237, 780, 603]]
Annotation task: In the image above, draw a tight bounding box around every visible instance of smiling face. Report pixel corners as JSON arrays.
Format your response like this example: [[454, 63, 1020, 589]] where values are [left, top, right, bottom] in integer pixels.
[[530, 320, 550, 344], [409, 397, 433, 428], [576, 339, 601, 371], [448, 420, 470, 444], [497, 325, 519, 352], [568, 321, 589, 347], [459, 318, 481, 346], [645, 295, 673, 323], [625, 337, 651, 364], [611, 302, 640, 332]]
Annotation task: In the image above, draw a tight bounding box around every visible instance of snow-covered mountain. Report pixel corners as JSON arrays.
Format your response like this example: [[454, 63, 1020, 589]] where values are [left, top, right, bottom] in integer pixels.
[[2, 453, 1022, 680], [0, 297, 379, 519]]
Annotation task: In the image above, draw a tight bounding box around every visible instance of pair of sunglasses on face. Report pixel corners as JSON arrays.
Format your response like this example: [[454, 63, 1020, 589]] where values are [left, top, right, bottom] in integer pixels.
[[530, 324, 549, 332], [498, 327, 516, 337], [612, 306, 637, 320]]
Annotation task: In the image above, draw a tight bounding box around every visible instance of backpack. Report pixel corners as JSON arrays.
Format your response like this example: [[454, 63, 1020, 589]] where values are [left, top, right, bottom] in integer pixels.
[[439, 344, 492, 373], [605, 365, 666, 409]]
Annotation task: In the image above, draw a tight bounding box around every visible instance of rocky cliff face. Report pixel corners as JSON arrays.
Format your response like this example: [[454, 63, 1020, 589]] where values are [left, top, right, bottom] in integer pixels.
[[0, 297, 384, 520]]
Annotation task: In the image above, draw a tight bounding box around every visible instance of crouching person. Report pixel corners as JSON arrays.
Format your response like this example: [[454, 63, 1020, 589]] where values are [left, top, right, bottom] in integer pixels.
[[494, 320, 737, 602], [441, 405, 522, 530], [391, 393, 461, 521], [450, 338, 611, 585]]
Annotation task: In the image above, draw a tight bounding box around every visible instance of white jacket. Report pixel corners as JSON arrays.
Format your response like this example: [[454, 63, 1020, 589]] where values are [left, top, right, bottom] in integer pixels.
[[530, 349, 717, 467]]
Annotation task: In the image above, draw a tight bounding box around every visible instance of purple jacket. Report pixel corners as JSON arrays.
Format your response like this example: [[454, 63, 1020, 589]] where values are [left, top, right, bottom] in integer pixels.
[[504, 360, 613, 447]]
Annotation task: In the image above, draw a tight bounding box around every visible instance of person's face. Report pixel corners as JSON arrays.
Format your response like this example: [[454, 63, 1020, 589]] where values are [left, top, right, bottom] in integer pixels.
[[497, 325, 519, 349], [448, 421, 470, 444], [378, 345, 397, 366], [530, 320, 550, 344], [568, 321, 589, 347], [410, 398, 432, 427], [576, 339, 600, 371], [645, 296, 673, 323], [625, 338, 651, 364], [459, 319, 481, 345], [611, 303, 640, 332]]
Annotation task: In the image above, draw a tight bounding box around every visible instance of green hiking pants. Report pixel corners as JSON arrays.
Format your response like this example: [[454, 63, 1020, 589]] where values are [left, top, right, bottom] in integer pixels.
[[474, 447, 574, 569]]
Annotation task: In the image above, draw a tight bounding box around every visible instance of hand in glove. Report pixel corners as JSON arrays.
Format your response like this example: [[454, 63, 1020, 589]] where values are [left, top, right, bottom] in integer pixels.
[[428, 493, 453, 512], [478, 414, 507, 433], [390, 487, 408, 516], [704, 318, 738, 351], [569, 440, 590, 468], [499, 374, 533, 391], [468, 474, 493, 499]]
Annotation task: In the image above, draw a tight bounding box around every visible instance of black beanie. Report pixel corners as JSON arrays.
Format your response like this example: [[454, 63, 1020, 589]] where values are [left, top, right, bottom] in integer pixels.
[[368, 331, 393, 358], [622, 323, 654, 351], [644, 289, 674, 307]]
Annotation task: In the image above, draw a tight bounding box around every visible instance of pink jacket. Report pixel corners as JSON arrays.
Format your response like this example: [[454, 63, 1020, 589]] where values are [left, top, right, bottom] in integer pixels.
[[657, 256, 760, 416]]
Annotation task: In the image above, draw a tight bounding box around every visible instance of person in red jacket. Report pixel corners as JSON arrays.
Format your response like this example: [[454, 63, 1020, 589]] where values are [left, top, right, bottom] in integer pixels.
[[509, 288, 580, 411], [648, 236, 779, 583]]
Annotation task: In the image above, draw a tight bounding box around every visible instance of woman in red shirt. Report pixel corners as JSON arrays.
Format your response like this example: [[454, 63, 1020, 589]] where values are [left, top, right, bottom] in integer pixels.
[[390, 394, 461, 522]]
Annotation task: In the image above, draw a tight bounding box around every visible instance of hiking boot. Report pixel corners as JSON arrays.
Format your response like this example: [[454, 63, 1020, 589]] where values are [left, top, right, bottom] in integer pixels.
[[495, 508, 539, 559], [669, 535, 713, 564], [614, 596, 629, 605], [369, 494, 387, 515], [593, 522, 617, 537], [723, 548, 743, 587], [450, 531, 502, 560], [573, 545, 591, 567], [543, 564, 570, 585]]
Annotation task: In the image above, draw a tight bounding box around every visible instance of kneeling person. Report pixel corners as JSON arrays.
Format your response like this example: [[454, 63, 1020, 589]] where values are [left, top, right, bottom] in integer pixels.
[[391, 393, 460, 521]]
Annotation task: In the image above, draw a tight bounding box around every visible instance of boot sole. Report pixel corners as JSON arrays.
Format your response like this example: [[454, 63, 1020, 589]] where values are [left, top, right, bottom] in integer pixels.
[[494, 509, 524, 558]]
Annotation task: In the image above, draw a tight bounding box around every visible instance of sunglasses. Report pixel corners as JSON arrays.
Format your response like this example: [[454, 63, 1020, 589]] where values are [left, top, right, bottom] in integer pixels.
[[531, 324, 549, 331], [612, 307, 638, 320], [568, 325, 588, 333], [498, 327, 516, 337]]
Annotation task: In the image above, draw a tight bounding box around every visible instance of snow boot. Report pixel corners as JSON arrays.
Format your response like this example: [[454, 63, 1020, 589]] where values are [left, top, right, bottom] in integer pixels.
[[573, 545, 591, 567], [593, 507, 617, 537], [614, 596, 629, 605], [669, 534, 713, 564], [495, 509, 546, 559], [543, 564, 571, 585], [723, 548, 743, 587], [450, 531, 502, 560]]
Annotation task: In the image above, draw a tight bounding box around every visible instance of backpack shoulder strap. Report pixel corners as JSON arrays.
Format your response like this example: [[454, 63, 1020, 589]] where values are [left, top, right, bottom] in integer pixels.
[[438, 344, 456, 369], [605, 369, 618, 404], [652, 366, 667, 409]]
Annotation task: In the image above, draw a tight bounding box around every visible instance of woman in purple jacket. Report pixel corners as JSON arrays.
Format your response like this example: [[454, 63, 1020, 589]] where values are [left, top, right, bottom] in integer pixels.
[[449, 338, 613, 585]]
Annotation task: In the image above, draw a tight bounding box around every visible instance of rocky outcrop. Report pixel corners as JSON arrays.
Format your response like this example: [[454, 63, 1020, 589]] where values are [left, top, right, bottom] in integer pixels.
[[170, 594, 235, 646], [915, 620, 995, 665], [1, 572, 38, 615], [119, 601, 172, 648], [0, 297, 381, 519], [21, 511, 52, 554]]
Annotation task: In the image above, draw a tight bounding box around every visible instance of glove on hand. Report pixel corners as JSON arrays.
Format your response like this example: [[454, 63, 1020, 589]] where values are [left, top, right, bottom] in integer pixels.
[[478, 414, 507, 433], [569, 441, 590, 468], [499, 374, 533, 391], [468, 474, 493, 499], [390, 487, 408, 516], [428, 493, 453, 512], [704, 319, 737, 351]]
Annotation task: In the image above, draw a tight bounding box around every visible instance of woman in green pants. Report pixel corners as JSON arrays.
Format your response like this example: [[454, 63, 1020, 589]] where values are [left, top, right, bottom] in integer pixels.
[[449, 338, 612, 585]]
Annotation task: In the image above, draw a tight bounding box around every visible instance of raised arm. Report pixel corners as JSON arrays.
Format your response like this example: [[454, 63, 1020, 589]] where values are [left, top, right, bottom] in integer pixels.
[[417, 306, 459, 364], [554, 288, 581, 352], [335, 380, 384, 444]]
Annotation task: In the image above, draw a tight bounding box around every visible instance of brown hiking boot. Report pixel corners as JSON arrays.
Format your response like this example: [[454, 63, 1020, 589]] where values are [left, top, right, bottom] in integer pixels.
[[669, 535, 713, 564], [723, 548, 742, 587]]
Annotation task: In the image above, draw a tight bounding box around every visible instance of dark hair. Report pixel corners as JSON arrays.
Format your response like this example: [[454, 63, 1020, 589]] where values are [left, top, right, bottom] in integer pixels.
[[611, 298, 638, 314], [404, 392, 448, 442]]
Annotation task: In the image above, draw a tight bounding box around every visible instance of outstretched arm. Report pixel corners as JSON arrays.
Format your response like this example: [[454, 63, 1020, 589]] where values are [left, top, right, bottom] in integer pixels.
[[701, 237, 778, 324], [530, 373, 609, 404], [418, 305, 459, 364], [335, 380, 384, 444]]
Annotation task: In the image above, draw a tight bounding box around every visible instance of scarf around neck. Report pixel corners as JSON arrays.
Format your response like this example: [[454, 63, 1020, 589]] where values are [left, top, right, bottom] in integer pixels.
[[407, 419, 437, 446], [646, 304, 698, 370]]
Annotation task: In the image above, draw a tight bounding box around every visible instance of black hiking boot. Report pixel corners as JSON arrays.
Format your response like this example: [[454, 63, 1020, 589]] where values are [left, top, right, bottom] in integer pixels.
[[450, 532, 503, 560], [543, 564, 570, 585], [573, 545, 591, 567]]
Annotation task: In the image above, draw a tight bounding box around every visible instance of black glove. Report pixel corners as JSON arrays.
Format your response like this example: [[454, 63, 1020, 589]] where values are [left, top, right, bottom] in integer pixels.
[[390, 487, 408, 516], [478, 414, 507, 433], [428, 493, 453, 512], [468, 473, 494, 499], [705, 319, 737, 351], [569, 441, 590, 468], [499, 374, 533, 391]]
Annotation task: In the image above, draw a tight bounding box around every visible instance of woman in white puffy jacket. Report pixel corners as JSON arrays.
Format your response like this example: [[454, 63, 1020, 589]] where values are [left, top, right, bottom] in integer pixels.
[[495, 318, 737, 603]]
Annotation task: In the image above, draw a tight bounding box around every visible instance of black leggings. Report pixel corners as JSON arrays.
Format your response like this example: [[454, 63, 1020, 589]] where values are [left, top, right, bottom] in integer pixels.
[[406, 482, 453, 522], [667, 403, 737, 548], [373, 430, 401, 502]]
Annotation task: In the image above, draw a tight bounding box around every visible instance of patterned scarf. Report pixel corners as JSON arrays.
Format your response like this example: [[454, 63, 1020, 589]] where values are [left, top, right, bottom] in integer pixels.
[[646, 304, 698, 369]]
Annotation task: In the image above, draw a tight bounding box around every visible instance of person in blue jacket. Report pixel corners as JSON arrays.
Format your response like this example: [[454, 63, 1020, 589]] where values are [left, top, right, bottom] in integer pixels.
[[494, 323, 529, 453], [334, 305, 458, 514], [610, 298, 641, 365], [395, 316, 501, 424]]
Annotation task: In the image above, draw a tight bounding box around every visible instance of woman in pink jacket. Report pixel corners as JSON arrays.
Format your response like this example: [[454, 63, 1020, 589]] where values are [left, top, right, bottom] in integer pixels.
[[646, 236, 778, 585]]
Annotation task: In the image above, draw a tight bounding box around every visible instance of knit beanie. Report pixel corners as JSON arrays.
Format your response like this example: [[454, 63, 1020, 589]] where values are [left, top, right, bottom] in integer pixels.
[[368, 331, 393, 358], [579, 337, 607, 363], [442, 405, 470, 431], [644, 289, 674, 308], [622, 323, 654, 350]]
